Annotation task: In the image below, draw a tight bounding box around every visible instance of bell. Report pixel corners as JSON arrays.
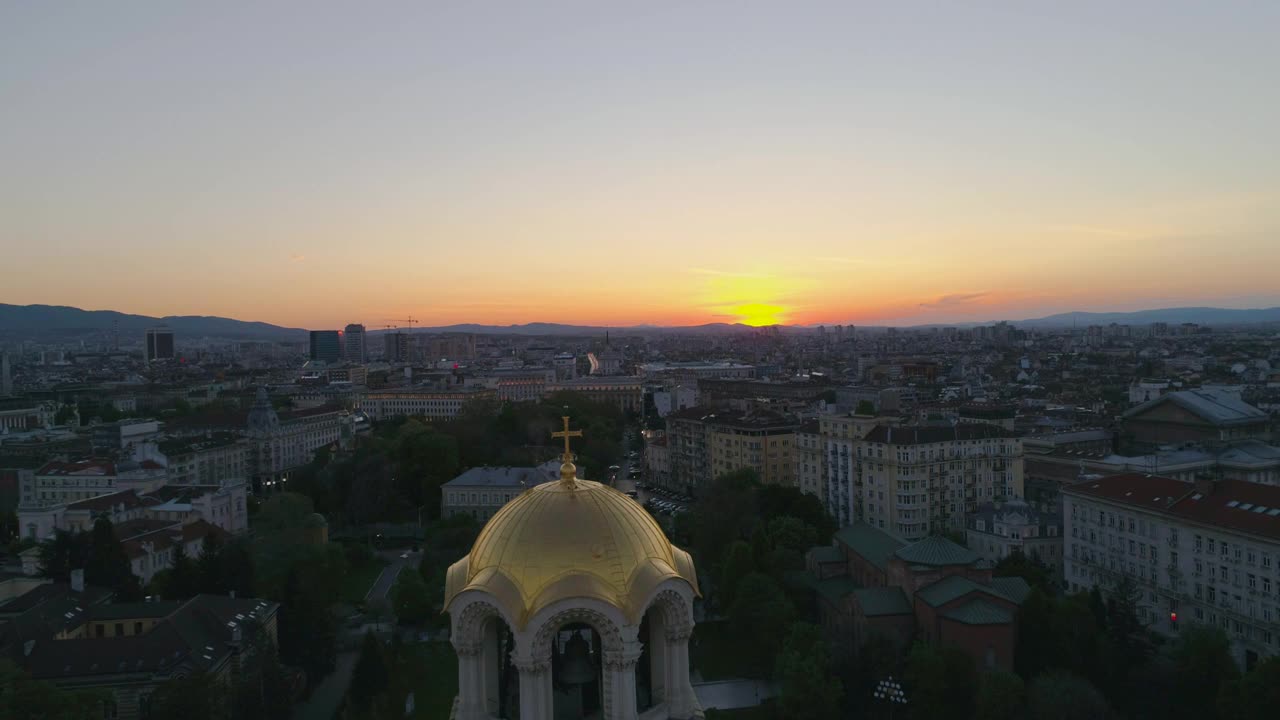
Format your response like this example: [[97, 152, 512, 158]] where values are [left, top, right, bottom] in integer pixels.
[[559, 630, 595, 685]]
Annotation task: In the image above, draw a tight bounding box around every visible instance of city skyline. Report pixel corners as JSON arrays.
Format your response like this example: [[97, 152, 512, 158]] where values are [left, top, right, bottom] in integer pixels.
[[4, 3, 1279, 328]]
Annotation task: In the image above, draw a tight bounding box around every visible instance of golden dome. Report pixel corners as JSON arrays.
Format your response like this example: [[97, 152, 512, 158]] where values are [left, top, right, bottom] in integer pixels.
[[444, 479, 700, 629]]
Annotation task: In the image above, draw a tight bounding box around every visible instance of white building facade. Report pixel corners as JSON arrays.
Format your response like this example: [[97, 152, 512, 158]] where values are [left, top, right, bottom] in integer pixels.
[[1063, 473, 1280, 667]]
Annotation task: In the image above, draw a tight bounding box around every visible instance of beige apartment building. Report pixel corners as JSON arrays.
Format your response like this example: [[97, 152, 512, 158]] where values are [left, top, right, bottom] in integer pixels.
[[858, 424, 1024, 541]]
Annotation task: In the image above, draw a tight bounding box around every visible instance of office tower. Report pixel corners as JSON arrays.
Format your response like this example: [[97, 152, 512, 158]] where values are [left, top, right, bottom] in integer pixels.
[[343, 323, 366, 362], [309, 330, 342, 363], [0, 351, 11, 396], [145, 327, 175, 362], [384, 332, 409, 362]]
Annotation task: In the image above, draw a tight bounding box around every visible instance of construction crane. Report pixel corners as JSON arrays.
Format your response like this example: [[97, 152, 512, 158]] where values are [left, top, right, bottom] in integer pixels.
[[383, 316, 419, 331], [378, 316, 419, 330]]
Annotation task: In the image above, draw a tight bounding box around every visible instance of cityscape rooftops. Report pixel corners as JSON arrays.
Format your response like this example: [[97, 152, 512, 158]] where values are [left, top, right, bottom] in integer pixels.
[[1064, 473, 1280, 541], [1123, 387, 1268, 425], [442, 461, 569, 489], [863, 423, 1019, 445]]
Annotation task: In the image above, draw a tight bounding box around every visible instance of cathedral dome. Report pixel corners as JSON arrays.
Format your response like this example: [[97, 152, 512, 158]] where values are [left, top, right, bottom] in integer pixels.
[[444, 476, 699, 629]]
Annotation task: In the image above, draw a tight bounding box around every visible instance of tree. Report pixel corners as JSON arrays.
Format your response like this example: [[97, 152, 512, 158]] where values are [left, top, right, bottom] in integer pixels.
[[1230, 655, 1280, 720], [774, 622, 843, 720], [54, 404, 77, 426], [975, 671, 1025, 720], [274, 549, 343, 684], [726, 572, 795, 678], [166, 542, 199, 600], [218, 539, 255, 599], [855, 400, 876, 415], [349, 632, 389, 712], [758, 485, 835, 541], [717, 540, 755, 610], [1014, 586, 1057, 679], [0, 659, 110, 719], [84, 517, 140, 599], [229, 641, 298, 720], [197, 532, 225, 594], [1171, 625, 1238, 720], [37, 529, 89, 581], [1052, 593, 1103, 682], [766, 516, 818, 555], [391, 569, 432, 625], [147, 673, 229, 720], [1026, 671, 1110, 720], [994, 549, 1052, 592], [904, 642, 976, 720], [692, 469, 761, 568]]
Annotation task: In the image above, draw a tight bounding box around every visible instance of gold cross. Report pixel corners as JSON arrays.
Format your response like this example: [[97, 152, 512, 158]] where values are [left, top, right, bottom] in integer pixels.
[[551, 415, 583, 463]]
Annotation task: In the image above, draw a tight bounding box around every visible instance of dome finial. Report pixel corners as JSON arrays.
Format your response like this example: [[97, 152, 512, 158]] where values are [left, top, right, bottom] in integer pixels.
[[551, 412, 583, 489]]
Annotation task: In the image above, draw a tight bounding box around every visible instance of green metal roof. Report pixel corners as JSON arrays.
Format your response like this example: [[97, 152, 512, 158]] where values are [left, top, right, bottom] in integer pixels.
[[814, 576, 861, 605], [989, 576, 1032, 604], [916, 575, 988, 607], [833, 522, 907, 572], [853, 587, 913, 617], [892, 535, 980, 567], [916, 574, 1029, 609], [810, 546, 845, 564], [942, 598, 1014, 625]]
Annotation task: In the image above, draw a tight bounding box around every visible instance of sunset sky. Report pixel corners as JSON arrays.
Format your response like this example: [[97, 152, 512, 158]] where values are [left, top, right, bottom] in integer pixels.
[[3, 2, 1279, 329]]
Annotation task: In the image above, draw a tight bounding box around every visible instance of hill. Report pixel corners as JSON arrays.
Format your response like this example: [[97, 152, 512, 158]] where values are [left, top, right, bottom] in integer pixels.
[[0, 304, 306, 340]]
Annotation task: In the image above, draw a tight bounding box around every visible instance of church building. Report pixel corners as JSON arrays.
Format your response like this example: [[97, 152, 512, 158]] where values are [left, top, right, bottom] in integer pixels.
[[445, 418, 702, 720]]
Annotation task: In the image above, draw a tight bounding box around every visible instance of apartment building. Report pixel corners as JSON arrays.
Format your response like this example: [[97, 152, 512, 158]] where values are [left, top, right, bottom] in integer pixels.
[[819, 414, 896, 528], [665, 407, 798, 494], [795, 420, 824, 500], [1063, 473, 1280, 667], [858, 424, 1024, 541]]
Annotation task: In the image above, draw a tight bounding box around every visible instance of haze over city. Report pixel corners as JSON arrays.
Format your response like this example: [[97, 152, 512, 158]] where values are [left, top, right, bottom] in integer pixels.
[[3, 2, 1279, 328]]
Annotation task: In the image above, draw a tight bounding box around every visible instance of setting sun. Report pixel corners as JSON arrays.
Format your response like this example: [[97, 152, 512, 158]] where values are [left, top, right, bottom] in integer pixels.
[[731, 303, 787, 327]]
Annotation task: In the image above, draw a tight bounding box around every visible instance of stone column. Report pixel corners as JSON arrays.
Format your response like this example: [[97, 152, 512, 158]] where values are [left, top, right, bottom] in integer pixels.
[[513, 656, 552, 720], [665, 625, 698, 720], [604, 645, 643, 720], [454, 642, 488, 720]]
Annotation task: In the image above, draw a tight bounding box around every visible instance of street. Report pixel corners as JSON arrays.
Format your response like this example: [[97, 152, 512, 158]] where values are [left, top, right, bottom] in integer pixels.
[[367, 548, 420, 603], [609, 429, 688, 515]]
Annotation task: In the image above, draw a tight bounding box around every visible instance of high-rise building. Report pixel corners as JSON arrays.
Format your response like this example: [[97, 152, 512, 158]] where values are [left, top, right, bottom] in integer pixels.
[[384, 332, 410, 362], [309, 330, 342, 364], [0, 350, 11, 396], [343, 323, 366, 362], [145, 327, 175, 363]]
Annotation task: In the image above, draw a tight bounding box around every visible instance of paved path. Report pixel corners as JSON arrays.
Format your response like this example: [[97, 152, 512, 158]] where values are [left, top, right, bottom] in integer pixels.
[[367, 550, 420, 603], [293, 650, 358, 720]]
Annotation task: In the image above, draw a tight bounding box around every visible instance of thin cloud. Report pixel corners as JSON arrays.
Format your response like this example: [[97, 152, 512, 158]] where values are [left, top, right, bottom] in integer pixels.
[[289, 254, 306, 263], [919, 292, 989, 309], [1045, 225, 1142, 239]]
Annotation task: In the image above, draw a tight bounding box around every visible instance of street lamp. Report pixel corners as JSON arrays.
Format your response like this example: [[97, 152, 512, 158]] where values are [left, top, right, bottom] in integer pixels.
[[873, 676, 907, 719]]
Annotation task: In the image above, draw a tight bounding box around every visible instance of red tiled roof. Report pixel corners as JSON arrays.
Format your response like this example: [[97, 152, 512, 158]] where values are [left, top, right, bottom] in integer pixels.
[[1065, 473, 1280, 541]]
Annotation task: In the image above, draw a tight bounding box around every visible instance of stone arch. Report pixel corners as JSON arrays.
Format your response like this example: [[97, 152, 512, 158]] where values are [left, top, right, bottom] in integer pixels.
[[643, 587, 694, 640], [450, 597, 509, 652], [530, 605, 625, 659]]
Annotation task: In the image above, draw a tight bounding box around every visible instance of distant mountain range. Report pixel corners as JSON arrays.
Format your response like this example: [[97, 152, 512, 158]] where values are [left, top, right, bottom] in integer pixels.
[[0, 304, 307, 340], [3, 303, 1279, 340], [1014, 306, 1280, 328]]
